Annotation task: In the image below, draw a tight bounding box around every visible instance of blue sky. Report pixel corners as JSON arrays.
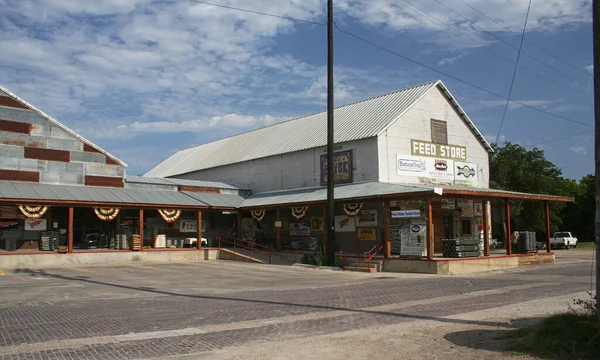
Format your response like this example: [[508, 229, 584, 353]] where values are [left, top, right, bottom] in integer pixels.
[[0, 0, 593, 179]]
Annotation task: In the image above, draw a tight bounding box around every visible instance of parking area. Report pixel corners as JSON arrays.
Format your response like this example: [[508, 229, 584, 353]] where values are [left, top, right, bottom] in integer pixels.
[[0, 250, 595, 359]]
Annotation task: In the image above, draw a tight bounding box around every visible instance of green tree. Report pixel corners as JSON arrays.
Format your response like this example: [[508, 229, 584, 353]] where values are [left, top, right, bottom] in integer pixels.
[[489, 142, 574, 239], [561, 174, 595, 242]]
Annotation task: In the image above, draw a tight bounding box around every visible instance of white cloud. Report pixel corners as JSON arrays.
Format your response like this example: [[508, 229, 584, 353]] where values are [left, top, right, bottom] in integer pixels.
[[472, 99, 554, 111], [93, 113, 287, 139], [570, 146, 587, 155], [586, 65, 594, 73]]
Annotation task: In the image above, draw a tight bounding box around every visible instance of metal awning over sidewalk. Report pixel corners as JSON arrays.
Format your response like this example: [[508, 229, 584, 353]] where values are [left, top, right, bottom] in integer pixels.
[[0, 181, 245, 209], [239, 181, 573, 209]]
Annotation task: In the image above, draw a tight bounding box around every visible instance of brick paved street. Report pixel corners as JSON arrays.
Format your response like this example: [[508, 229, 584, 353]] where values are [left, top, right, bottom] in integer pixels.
[[0, 251, 595, 359]]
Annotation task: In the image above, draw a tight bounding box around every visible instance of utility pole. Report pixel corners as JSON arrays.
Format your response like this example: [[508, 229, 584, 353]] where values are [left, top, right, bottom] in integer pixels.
[[593, 0, 600, 315], [326, 0, 335, 265]]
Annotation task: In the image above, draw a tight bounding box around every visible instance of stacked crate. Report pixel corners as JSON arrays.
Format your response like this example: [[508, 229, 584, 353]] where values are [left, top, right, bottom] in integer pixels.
[[442, 238, 481, 258], [40, 231, 59, 251], [153, 234, 166, 248], [115, 234, 128, 250], [515, 231, 537, 253], [129, 234, 141, 251]]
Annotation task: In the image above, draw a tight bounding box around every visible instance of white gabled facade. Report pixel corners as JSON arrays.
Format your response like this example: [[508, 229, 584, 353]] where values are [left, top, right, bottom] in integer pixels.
[[378, 84, 490, 188]]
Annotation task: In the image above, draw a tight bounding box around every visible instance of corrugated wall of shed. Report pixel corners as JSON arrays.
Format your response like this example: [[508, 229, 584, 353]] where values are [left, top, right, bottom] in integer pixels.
[[172, 137, 380, 193], [0, 91, 125, 187], [378, 86, 490, 187]]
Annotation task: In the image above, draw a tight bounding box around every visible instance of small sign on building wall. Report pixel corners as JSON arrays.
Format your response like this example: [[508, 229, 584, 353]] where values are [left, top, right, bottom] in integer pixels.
[[391, 210, 421, 218], [320, 150, 353, 185], [25, 219, 47, 231]]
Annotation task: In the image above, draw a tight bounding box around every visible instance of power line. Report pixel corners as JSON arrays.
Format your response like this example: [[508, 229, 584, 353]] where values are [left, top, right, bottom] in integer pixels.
[[494, 0, 532, 144], [432, 0, 591, 88], [186, 0, 325, 26], [455, 0, 592, 79], [532, 131, 590, 147], [398, 0, 589, 98], [333, 23, 593, 128]]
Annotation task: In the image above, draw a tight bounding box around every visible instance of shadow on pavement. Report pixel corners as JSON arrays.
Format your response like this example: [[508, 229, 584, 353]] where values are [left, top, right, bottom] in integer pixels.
[[444, 317, 544, 356]]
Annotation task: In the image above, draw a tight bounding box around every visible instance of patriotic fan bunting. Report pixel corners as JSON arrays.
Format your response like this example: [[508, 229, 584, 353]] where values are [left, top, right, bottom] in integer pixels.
[[343, 203, 364, 217], [94, 207, 120, 222], [251, 210, 265, 222], [17, 205, 49, 219], [291, 207, 308, 219], [158, 209, 181, 223]]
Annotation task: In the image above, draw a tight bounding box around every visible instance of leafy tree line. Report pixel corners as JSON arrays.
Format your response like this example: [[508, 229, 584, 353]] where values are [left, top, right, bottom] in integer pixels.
[[489, 142, 594, 242]]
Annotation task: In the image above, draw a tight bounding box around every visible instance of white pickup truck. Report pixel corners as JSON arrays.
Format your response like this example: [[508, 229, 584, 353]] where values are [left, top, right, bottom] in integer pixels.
[[550, 232, 578, 249]]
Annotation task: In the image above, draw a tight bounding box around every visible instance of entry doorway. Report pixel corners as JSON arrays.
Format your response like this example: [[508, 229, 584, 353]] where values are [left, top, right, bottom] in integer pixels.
[[432, 214, 453, 251]]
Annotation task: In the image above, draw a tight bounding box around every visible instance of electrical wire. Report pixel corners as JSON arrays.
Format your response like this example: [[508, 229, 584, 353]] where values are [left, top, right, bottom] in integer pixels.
[[333, 23, 593, 128], [455, 0, 592, 79], [398, 0, 589, 98], [494, 0, 532, 144], [531, 131, 590, 147], [184, 0, 592, 128], [186, 0, 325, 26]]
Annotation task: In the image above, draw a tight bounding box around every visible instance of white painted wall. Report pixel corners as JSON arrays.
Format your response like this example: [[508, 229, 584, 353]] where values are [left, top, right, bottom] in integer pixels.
[[174, 138, 379, 193], [378, 86, 490, 188]]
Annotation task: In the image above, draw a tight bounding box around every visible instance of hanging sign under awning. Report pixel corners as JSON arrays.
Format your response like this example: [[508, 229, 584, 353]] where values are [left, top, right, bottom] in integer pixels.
[[391, 210, 421, 218]]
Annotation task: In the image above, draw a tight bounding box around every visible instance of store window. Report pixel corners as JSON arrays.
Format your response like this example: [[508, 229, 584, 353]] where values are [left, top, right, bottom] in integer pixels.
[[431, 119, 448, 145], [460, 219, 472, 236]]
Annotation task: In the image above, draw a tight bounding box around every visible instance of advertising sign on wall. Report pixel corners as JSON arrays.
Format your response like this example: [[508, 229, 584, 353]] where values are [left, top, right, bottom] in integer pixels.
[[356, 210, 377, 227], [310, 216, 323, 231], [320, 150, 353, 185], [334, 215, 356, 232], [24, 218, 47, 231], [454, 161, 479, 187], [441, 199, 455, 209], [290, 223, 311, 236], [180, 220, 206, 233], [391, 210, 421, 218], [357, 229, 377, 241], [397, 155, 455, 184]]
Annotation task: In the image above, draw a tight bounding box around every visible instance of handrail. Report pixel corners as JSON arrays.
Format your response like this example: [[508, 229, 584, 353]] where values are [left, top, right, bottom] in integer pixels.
[[216, 234, 273, 264], [364, 245, 379, 260], [365, 245, 384, 272]]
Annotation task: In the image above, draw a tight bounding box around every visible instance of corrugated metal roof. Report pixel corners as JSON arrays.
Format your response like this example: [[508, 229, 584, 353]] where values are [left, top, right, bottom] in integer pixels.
[[0, 85, 127, 167], [145, 81, 445, 178], [125, 176, 246, 190], [0, 181, 245, 208], [239, 182, 434, 208]]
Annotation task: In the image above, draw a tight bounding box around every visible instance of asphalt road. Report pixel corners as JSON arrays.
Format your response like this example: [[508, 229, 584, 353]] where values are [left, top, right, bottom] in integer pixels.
[[0, 250, 595, 359]]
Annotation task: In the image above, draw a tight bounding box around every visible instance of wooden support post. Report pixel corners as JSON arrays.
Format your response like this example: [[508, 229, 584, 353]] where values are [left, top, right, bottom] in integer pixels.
[[322, 206, 328, 257], [483, 201, 490, 256], [545, 201, 551, 253], [197, 211, 203, 249], [427, 199, 434, 260], [236, 211, 242, 240], [139, 209, 144, 251], [384, 201, 391, 259], [505, 199, 512, 255], [276, 208, 282, 251], [67, 207, 74, 253]]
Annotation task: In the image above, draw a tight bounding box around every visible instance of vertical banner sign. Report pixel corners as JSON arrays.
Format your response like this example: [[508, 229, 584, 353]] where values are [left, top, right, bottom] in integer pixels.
[[320, 150, 353, 185]]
